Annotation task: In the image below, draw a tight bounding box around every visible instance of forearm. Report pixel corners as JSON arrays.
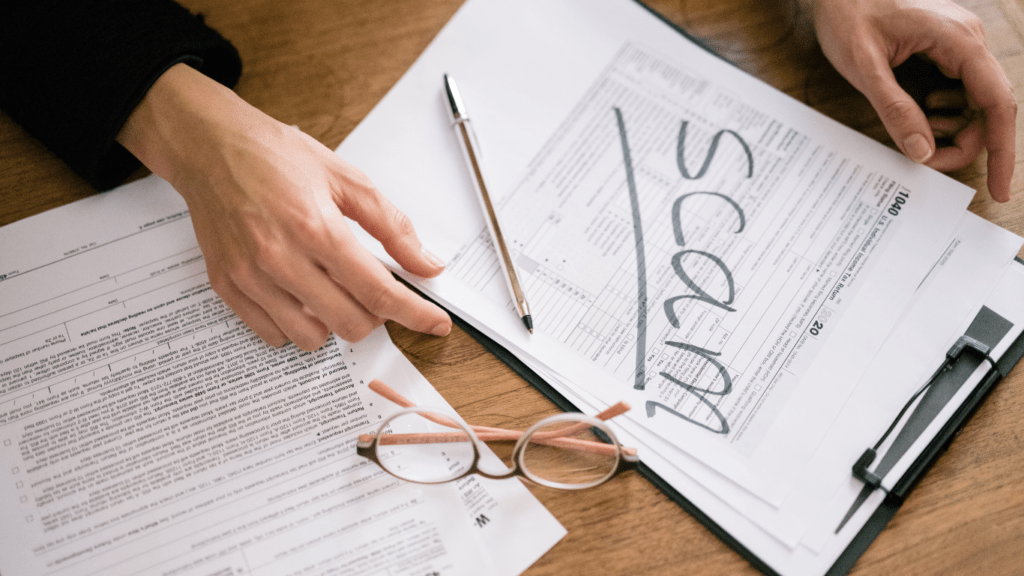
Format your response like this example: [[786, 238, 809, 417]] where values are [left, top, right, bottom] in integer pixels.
[[0, 0, 241, 191], [116, 62, 261, 195]]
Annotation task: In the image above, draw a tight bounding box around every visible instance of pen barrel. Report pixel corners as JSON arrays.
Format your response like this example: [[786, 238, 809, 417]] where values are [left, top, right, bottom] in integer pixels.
[[452, 119, 530, 319]]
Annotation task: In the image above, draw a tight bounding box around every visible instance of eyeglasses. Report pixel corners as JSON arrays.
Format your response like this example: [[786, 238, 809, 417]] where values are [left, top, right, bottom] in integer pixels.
[[356, 380, 640, 490]]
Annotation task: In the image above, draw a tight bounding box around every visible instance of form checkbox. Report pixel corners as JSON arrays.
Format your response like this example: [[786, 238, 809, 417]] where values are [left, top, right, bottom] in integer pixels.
[[11, 467, 19, 474]]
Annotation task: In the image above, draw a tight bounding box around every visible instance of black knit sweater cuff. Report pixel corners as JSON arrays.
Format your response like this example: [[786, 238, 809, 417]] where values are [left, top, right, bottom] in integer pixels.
[[0, 0, 243, 190]]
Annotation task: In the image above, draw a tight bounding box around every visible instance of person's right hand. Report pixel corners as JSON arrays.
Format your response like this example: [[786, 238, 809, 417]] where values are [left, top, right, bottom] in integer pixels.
[[807, 0, 1017, 202], [117, 63, 451, 351]]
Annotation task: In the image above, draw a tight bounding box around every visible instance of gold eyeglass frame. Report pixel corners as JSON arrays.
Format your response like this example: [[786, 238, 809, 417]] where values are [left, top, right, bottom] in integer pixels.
[[355, 380, 640, 490]]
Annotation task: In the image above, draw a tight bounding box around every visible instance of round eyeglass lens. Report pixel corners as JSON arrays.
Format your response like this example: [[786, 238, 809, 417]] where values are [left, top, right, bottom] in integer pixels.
[[375, 409, 476, 483], [520, 418, 619, 489]]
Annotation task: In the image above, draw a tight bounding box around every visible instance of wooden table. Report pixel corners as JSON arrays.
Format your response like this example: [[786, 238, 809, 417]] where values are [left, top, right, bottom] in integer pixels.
[[3, 1, 1023, 574]]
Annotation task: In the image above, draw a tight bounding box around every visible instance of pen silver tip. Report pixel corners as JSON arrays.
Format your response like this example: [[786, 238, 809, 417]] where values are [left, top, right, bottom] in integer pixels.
[[444, 74, 466, 119]]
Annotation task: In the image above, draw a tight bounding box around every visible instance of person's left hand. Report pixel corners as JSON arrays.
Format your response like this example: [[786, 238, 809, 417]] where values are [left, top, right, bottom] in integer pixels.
[[807, 0, 1016, 202], [117, 63, 452, 351]]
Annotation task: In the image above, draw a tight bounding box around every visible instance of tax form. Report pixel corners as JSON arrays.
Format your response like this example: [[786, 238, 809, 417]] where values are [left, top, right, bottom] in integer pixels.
[[336, 0, 1024, 574], [547, 209, 1023, 554], [338, 0, 976, 505], [0, 176, 565, 576]]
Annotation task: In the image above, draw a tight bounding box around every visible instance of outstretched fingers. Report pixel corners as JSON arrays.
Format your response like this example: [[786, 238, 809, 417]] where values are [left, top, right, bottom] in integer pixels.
[[317, 209, 451, 338], [958, 52, 1017, 202]]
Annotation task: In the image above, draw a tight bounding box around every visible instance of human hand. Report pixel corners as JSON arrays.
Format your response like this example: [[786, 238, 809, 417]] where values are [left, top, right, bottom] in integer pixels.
[[806, 0, 1016, 201], [117, 63, 451, 350]]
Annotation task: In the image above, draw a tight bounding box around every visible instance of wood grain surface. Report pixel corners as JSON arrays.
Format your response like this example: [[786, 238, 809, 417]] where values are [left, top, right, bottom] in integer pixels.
[[2, 1, 1022, 574]]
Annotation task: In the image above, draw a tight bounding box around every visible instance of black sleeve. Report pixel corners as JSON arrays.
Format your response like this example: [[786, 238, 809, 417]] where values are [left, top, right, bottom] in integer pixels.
[[0, 0, 243, 191]]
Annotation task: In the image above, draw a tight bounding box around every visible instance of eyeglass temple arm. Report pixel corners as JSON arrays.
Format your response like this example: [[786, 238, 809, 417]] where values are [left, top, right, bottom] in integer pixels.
[[368, 379, 630, 430], [365, 379, 637, 456], [369, 430, 632, 457]]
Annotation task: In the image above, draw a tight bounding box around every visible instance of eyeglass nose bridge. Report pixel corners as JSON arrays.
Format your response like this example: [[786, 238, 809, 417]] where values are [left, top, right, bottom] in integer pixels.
[[464, 413, 629, 484]]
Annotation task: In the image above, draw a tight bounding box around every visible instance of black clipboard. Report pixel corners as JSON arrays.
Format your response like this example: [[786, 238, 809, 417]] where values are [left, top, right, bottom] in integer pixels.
[[425, 4, 1024, 573], [447, 257, 1024, 575]]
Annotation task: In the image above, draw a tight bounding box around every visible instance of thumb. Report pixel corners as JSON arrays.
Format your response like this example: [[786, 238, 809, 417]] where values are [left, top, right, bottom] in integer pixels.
[[858, 61, 936, 164]]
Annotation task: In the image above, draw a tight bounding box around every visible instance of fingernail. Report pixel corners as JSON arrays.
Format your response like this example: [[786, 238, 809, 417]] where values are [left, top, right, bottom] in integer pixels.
[[903, 134, 933, 163], [430, 320, 451, 337], [422, 247, 445, 269]]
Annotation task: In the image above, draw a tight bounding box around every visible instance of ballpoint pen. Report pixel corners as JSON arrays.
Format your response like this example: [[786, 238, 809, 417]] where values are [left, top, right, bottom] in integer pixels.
[[443, 73, 534, 334]]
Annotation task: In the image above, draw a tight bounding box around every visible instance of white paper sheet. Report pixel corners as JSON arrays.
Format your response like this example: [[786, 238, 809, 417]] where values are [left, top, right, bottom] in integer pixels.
[[533, 209, 1021, 548], [338, 0, 974, 505], [334, 0, 1023, 573], [516, 220, 1024, 576], [0, 175, 565, 576]]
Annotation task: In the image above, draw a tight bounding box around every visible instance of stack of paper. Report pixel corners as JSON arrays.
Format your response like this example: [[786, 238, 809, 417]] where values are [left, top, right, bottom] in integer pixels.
[[337, 0, 1024, 573], [0, 175, 565, 575]]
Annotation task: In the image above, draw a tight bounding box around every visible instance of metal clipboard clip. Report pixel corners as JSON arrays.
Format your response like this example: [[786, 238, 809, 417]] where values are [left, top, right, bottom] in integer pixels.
[[850, 335, 1003, 493]]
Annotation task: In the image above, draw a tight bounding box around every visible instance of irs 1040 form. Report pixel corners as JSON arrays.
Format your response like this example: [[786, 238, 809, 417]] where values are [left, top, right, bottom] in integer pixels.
[[340, 0, 977, 505], [337, 1, 1024, 573]]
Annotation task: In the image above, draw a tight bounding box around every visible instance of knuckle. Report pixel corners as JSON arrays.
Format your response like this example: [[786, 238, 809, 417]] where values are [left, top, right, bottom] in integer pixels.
[[877, 97, 919, 126], [955, 17, 988, 58], [338, 322, 374, 343], [206, 269, 234, 296], [338, 160, 372, 185], [929, 4, 983, 38], [349, 166, 375, 190], [337, 315, 378, 343], [261, 330, 290, 348], [251, 242, 289, 277], [221, 259, 260, 292], [333, 163, 378, 200], [294, 327, 330, 352], [290, 214, 329, 247], [363, 283, 401, 316], [847, 46, 878, 77], [960, 12, 984, 37], [386, 207, 416, 238], [367, 199, 416, 244], [248, 236, 280, 266]]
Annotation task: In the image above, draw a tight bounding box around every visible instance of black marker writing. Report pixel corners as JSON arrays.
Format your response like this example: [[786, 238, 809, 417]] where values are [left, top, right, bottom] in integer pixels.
[[613, 107, 650, 392], [671, 192, 745, 247], [646, 341, 733, 433], [677, 121, 754, 179], [615, 108, 751, 434], [667, 250, 736, 317]]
